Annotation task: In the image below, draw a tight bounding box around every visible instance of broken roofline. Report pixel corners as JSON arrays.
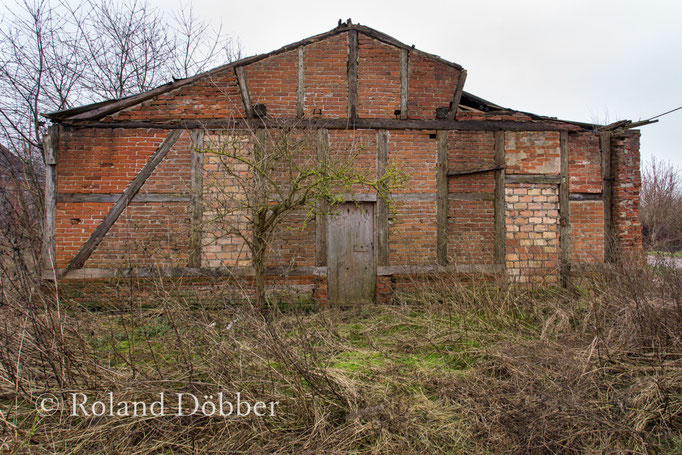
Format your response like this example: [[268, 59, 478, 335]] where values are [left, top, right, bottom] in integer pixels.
[[41, 20, 615, 131]]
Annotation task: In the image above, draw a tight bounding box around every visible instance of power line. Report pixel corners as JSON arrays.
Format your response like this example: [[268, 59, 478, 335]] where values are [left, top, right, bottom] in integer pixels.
[[647, 105, 682, 121]]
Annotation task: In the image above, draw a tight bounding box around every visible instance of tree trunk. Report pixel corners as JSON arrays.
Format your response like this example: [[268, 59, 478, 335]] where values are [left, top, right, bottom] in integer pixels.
[[252, 234, 267, 310]]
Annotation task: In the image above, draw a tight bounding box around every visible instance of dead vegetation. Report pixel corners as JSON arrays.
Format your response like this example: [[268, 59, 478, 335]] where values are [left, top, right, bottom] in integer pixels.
[[0, 252, 679, 454]]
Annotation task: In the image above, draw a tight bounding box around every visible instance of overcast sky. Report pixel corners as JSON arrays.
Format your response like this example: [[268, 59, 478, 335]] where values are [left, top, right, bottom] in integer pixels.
[[166, 0, 682, 168]]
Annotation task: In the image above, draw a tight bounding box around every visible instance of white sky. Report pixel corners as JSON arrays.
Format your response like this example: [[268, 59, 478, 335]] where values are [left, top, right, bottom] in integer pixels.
[[168, 0, 682, 168]]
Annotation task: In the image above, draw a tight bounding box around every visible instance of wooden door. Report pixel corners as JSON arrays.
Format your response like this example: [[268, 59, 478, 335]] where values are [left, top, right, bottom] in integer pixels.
[[327, 202, 376, 304]]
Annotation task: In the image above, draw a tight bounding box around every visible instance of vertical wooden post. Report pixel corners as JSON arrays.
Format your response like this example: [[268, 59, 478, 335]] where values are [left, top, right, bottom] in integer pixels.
[[559, 131, 571, 286], [315, 129, 329, 266], [436, 130, 449, 265], [447, 70, 467, 121], [347, 29, 359, 123], [399, 49, 409, 120], [189, 129, 205, 268], [494, 130, 506, 267], [296, 47, 305, 119], [600, 132, 613, 262], [235, 66, 253, 119], [42, 126, 59, 271], [376, 130, 389, 266]]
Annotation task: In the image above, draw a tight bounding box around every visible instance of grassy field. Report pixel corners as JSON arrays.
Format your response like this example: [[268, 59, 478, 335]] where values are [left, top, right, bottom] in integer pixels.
[[0, 262, 681, 454]]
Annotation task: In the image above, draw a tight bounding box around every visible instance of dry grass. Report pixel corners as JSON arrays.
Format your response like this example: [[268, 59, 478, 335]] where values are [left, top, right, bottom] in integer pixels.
[[0, 255, 680, 453]]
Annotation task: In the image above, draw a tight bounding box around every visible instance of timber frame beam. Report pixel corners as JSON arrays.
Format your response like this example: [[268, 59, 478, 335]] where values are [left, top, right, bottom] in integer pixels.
[[57, 118, 585, 132]]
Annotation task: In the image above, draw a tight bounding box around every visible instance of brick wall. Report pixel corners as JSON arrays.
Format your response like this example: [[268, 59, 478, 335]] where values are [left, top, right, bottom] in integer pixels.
[[245, 49, 298, 118], [303, 33, 348, 118], [568, 132, 601, 193], [611, 132, 643, 256], [388, 130, 437, 264], [505, 183, 560, 283], [358, 34, 401, 118], [107, 69, 244, 121], [505, 132, 560, 174], [408, 53, 461, 120], [570, 200, 604, 263]]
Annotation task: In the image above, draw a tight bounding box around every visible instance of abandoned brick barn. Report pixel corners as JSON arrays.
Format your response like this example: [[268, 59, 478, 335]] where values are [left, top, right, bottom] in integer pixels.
[[42, 21, 644, 304]]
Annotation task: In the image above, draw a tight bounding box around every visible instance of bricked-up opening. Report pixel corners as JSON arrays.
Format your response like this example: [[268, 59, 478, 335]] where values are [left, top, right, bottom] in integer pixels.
[[42, 23, 644, 302]]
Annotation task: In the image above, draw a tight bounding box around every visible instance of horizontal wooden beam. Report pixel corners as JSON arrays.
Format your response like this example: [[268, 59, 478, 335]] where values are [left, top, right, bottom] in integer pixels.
[[47, 263, 504, 280], [57, 193, 190, 203], [448, 164, 505, 177], [59, 118, 584, 132], [505, 174, 561, 185], [569, 192, 602, 201]]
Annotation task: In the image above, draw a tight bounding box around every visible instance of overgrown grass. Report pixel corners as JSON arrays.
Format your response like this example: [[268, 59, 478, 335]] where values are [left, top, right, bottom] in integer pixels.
[[0, 260, 681, 454]]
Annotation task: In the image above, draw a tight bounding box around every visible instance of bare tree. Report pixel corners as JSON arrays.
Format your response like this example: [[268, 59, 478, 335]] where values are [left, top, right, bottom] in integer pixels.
[[640, 156, 682, 251], [0, 0, 241, 159], [200, 124, 407, 310]]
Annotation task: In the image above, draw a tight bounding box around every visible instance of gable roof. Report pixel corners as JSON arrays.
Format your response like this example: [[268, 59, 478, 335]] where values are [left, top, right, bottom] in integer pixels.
[[45, 21, 464, 123]]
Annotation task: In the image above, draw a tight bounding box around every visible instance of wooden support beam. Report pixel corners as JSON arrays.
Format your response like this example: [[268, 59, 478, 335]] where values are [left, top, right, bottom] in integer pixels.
[[62, 118, 585, 132], [399, 49, 409, 120], [494, 131, 506, 267], [296, 47, 305, 119], [559, 131, 571, 286], [448, 164, 505, 177], [505, 174, 561, 185], [234, 66, 253, 119], [64, 130, 183, 273], [57, 193, 190, 203], [376, 130, 389, 266], [436, 130, 449, 265], [447, 70, 467, 121], [315, 128, 329, 266], [347, 29, 359, 123], [42, 126, 58, 271], [600, 131, 613, 262], [189, 129, 205, 268]]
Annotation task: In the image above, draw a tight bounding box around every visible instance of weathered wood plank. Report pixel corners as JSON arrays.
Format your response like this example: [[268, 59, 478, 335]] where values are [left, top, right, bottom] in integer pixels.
[[297, 47, 305, 119], [42, 126, 58, 270], [494, 130, 506, 266], [315, 128, 329, 266], [347, 29, 359, 122], [57, 193, 190, 203], [64, 130, 183, 273], [448, 164, 505, 177], [601, 131, 613, 262], [234, 66, 253, 119], [376, 130, 389, 266], [62, 118, 586, 132], [400, 49, 409, 120], [436, 130, 449, 265], [505, 174, 561, 185], [559, 130, 571, 286], [447, 70, 468, 121], [189, 129, 205, 268]]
